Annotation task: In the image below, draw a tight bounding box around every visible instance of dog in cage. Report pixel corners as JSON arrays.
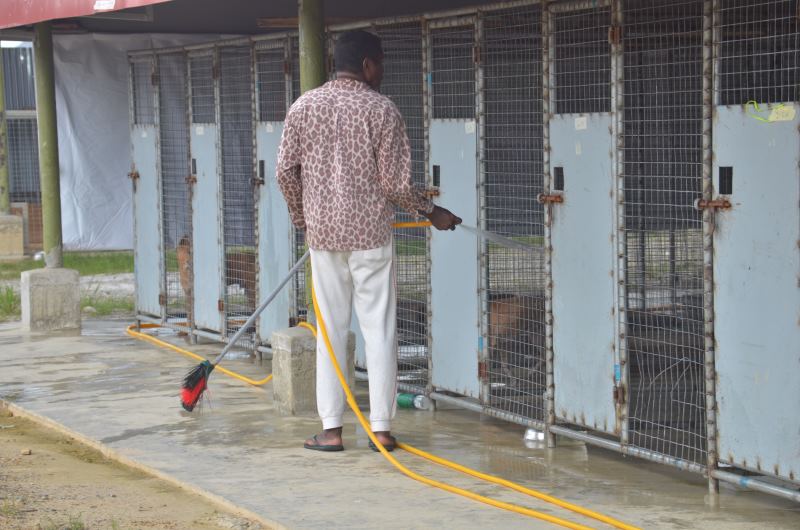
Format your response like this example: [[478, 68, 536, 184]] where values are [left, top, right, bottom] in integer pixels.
[[487, 293, 545, 392], [177, 236, 258, 325]]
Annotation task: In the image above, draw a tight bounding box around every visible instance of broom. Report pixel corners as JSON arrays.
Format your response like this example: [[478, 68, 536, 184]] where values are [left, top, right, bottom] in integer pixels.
[[181, 250, 311, 411]]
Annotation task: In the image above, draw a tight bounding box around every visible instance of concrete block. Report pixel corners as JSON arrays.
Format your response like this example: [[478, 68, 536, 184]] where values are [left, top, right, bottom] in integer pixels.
[[21, 268, 81, 332], [271, 327, 355, 416], [0, 214, 24, 260]]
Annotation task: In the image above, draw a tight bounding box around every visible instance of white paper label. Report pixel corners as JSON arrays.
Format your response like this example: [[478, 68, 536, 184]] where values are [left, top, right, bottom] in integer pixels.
[[575, 116, 588, 130], [94, 0, 116, 11], [769, 104, 795, 122], [464, 121, 476, 134], [266, 123, 275, 133], [195, 126, 205, 136]]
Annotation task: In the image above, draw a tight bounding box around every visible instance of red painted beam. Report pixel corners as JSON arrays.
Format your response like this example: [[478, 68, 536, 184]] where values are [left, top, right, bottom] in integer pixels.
[[1, 0, 172, 30]]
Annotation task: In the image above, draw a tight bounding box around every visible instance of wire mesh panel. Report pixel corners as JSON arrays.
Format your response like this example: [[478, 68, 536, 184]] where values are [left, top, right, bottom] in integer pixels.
[[219, 45, 257, 347], [553, 5, 611, 114], [256, 46, 287, 122], [190, 55, 216, 124], [132, 59, 156, 126], [622, 0, 707, 465], [157, 53, 192, 324], [4, 48, 42, 253], [718, 0, 800, 105], [378, 22, 430, 391], [289, 36, 309, 323], [431, 26, 476, 119], [2, 48, 36, 111], [6, 118, 39, 203], [481, 6, 546, 422]]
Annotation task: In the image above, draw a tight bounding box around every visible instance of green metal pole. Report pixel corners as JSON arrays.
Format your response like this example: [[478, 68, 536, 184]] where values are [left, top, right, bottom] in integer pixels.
[[298, 0, 326, 95], [298, 0, 325, 319], [0, 50, 10, 215], [34, 22, 63, 268]]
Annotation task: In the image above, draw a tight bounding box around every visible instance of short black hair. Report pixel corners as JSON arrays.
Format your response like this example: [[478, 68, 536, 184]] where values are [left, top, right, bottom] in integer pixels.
[[334, 30, 382, 74]]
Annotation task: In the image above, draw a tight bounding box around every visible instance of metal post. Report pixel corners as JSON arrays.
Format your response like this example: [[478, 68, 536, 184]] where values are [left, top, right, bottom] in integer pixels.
[[298, 0, 325, 322], [703, 0, 720, 498], [299, 0, 326, 94], [0, 53, 10, 215], [541, 0, 557, 449], [33, 22, 63, 268]]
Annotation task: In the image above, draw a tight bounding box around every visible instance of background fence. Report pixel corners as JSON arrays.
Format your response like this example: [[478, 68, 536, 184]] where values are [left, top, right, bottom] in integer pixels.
[[3, 47, 42, 254]]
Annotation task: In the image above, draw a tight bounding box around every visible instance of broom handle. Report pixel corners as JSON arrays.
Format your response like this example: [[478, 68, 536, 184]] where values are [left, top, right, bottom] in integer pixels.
[[213, 250, 311, 366]]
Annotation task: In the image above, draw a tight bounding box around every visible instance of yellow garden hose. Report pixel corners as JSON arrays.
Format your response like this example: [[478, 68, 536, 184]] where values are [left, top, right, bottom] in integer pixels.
[[124, 217, 638, 529], [126, 324, 272, 386], [127, 318, 637, 529], [302, 299, 638, 530]]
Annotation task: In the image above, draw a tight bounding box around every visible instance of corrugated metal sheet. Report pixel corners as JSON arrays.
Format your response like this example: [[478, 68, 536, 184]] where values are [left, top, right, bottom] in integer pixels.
[[1, 0, 171, 30]]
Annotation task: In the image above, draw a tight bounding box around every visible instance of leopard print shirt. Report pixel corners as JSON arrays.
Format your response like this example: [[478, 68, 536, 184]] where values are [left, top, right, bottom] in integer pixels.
[[276, 78, 434, 251]]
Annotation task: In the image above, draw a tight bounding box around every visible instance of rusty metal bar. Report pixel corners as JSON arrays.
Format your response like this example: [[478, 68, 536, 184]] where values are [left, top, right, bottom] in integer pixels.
[[703, 0, 720, 497], [541, 0, 556, 449]]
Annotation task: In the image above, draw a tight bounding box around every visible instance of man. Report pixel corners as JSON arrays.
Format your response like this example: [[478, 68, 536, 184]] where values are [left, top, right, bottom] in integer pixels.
[[276, 30, 461, 452]]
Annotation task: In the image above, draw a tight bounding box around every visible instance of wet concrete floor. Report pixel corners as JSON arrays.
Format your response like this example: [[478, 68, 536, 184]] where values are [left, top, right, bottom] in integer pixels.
[[0, 320, 797, 529]]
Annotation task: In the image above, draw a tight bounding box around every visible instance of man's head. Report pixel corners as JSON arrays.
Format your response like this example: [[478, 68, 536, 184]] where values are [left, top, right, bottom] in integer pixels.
[[334, 30, 384, 90]]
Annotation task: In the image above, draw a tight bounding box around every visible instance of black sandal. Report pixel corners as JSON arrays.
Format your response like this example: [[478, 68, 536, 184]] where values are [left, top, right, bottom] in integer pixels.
[[304, 434, 344, 452], [368, 435, 397, 452]]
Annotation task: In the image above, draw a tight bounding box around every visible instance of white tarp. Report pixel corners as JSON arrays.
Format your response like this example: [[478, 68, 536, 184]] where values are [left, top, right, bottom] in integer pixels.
[[50, 33, 231, 250]]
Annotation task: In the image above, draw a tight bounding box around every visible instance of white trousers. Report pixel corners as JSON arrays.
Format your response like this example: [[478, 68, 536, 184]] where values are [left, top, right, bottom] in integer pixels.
[[310, 241, 398, 432]]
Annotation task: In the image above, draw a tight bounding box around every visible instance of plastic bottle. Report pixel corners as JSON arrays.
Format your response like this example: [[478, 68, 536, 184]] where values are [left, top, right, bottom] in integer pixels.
[[397, 393, 431, 410]]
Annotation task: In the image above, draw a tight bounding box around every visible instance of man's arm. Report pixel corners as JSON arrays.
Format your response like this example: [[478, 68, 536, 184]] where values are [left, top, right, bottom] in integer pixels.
[[376, 105, 461, 231], [276, 108, 305, 229]]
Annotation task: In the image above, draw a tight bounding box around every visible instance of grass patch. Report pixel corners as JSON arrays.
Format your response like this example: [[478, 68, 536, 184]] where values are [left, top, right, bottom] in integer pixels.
[[81, 295, 134, 317], [0, 251, 133, 281], [40, 514, 86, 530], [1, 499, 20, 517], [0, 286, 20, 320]]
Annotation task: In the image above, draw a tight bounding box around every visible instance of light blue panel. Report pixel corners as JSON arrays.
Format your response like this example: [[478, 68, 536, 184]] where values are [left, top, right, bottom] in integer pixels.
[[132, 125, 162, 317], [256, 123, 293, 341], [430, 120, 480, 398], [191, 124, 223, 332], [714, 105, 800, 483], [550, 114, 617, 434]]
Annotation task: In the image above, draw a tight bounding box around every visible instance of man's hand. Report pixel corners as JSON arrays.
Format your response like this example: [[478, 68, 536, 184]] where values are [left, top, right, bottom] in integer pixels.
[[424, 205, 462, 231]]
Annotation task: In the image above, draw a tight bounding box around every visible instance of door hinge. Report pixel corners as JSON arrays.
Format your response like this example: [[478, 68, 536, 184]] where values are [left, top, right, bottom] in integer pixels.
[[608, 25, 622, 46], [218, 299, 225, 312], [612, 384, 626, 404], [159, 293, 166, 306], [127, 170, 140, 180], [478, 361, 488, 381]]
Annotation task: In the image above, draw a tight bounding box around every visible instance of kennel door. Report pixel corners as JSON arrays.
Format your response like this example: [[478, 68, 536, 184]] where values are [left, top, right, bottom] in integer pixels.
[[189, 54, 224, 333], [256, 122, 293, 340], [713, 106, 800, 483], [550, 114, 617, 434], [130, 57, 163, 319], [190, 122, 223, 333], [430, 120, 480, 398]]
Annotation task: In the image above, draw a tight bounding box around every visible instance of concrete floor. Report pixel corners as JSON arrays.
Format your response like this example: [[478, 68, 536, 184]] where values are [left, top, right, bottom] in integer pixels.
[[0, 319, 797, 529]]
